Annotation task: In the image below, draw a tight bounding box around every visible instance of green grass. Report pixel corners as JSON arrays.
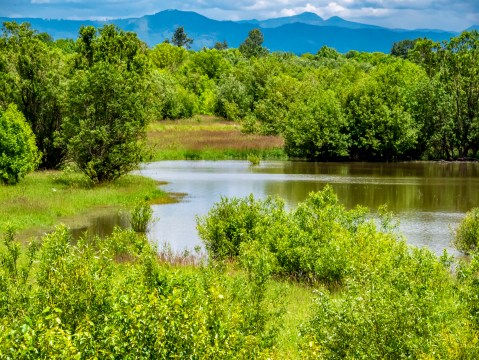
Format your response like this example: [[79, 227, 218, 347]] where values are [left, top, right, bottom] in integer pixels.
[[0, 171, 166, 234], [151, 148, 287, 161], [270, 280, 315, 358]]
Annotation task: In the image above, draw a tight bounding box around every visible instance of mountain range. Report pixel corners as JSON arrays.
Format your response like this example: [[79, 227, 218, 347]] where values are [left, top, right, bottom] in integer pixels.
[[0, 9, 474, 54]]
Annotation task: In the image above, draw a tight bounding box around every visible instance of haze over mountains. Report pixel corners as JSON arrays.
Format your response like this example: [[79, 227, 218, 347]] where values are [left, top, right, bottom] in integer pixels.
[[0, 9, 473, 54]]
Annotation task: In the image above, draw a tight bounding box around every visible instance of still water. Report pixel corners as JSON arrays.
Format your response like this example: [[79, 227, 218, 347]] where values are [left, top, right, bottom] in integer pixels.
[[138, 161, 479, 257]]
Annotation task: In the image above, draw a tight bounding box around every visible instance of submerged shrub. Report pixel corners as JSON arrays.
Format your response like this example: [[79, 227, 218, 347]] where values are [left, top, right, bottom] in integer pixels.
[[130, 200, 154, 233], [454, 207, 479, 253], [247, 153, 261, 166]]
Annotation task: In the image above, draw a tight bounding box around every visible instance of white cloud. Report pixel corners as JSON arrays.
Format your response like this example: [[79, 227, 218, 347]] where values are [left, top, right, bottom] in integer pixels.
[[0, 0, 476, 31]]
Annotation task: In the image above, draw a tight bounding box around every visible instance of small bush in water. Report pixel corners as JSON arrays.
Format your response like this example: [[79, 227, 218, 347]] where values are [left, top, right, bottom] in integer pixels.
[[130, 199, 154, 232]]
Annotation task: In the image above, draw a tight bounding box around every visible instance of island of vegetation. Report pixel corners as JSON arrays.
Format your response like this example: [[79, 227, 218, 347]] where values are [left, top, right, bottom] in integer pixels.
[[1, 21, 479, 359]]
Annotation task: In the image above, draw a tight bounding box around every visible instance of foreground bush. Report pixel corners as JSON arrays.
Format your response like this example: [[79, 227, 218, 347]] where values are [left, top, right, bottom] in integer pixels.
[[198, 187, 479, 358], [0, 226, 280, 358], [197, 186, 369, 284]]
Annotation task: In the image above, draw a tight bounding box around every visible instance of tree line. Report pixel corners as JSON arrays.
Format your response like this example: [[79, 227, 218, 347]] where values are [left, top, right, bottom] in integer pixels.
[[1, 22, 478, 184]]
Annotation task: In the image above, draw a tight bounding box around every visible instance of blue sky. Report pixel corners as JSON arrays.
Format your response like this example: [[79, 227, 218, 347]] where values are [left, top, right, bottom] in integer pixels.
[[1, 0, 478, 31]]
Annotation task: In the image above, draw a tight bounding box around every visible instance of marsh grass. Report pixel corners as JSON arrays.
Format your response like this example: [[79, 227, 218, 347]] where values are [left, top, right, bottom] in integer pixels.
[[156, 242, 207, 267], [147, 116, 286, 160], [0, 171, 166, 235]]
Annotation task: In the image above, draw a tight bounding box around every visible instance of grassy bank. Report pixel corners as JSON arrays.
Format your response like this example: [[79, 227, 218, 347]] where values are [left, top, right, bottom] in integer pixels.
[[0, 171, 165, 234], [146, 116, 287, 161]]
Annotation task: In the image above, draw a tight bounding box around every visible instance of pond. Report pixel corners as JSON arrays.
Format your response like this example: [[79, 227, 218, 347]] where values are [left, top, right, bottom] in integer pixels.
[[137, 160, 479, 257]]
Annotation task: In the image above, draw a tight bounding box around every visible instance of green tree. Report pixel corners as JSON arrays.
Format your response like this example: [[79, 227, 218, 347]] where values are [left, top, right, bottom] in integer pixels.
[[171, 26, 193, 49], [345, 60, 426, 160], [239, 29, 268, 58], [61, 25, 150, 183], [0, 104, 41, 184], [284, 87, 349, 159], [187, 48, 231, 79], [216, 74, 252, 120], [410, 31, 479, 158], [148, 42, 188, 71], [390, 38, 419, 59], [442, 31, 479, 158], [0, 21, 67, 168], [213, 40, 228, 50], [408, 38, 441, 77], [317, 45, 341, 59]]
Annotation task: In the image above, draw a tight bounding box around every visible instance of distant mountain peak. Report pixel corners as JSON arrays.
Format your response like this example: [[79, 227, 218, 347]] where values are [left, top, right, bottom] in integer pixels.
[[0, 9, 460, 54], [295, 12, 324, 21]]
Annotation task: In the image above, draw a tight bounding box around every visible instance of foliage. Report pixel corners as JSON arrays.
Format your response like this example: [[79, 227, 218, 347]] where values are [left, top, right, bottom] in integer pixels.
[[199, 187, 479, 358], [60, 25, 150, 183], [198, 186, 370, 284], [0, 225, 281, 358], [130, 199, 154, 233], [390, 38, 418, 58], [239, 29, 268, 58], [0, 104, 41, 184], [0, 22, 67, 168], [171, 26, 193, 49], [247, 153, 261, 166], [216, 74, 252, 120], [409, 30, 479, 159], [345, 60, 425, 160], [284, 88, 349, 159], [303, 247, 476, 359], [149, 42, 188, 70], [214, 40, 228, 50], [1, 21, 478, 170], [316, 45, 341, 59], [454, 207, 479, 253]]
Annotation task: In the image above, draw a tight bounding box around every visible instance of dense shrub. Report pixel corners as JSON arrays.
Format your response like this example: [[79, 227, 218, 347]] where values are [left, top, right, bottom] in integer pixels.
[[0, 104, 41, 184], [197, 186, 369, 284], [197, 194, 287, 260], [198, 187, 479, 358], [0, 226, 280, 358], [301, 243, 475, 359], [454, 207, 479, 253]]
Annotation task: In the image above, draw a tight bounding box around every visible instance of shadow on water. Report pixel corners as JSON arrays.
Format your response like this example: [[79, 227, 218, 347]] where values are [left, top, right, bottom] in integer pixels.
[[69, 211, 131, 240], [19, 208, 131, 243]]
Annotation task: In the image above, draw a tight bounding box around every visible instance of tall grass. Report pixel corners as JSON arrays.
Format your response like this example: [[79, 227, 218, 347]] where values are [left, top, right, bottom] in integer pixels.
[[147, 116, 286, 161]]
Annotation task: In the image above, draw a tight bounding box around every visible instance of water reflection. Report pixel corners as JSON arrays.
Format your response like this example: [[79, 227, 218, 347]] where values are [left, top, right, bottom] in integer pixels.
[[69, 212, 130, 240], [137, 161, 479, 256]]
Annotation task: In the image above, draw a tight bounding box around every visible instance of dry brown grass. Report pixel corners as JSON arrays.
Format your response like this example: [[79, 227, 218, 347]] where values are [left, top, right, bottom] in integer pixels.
[[147, 116, 285, 157]]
